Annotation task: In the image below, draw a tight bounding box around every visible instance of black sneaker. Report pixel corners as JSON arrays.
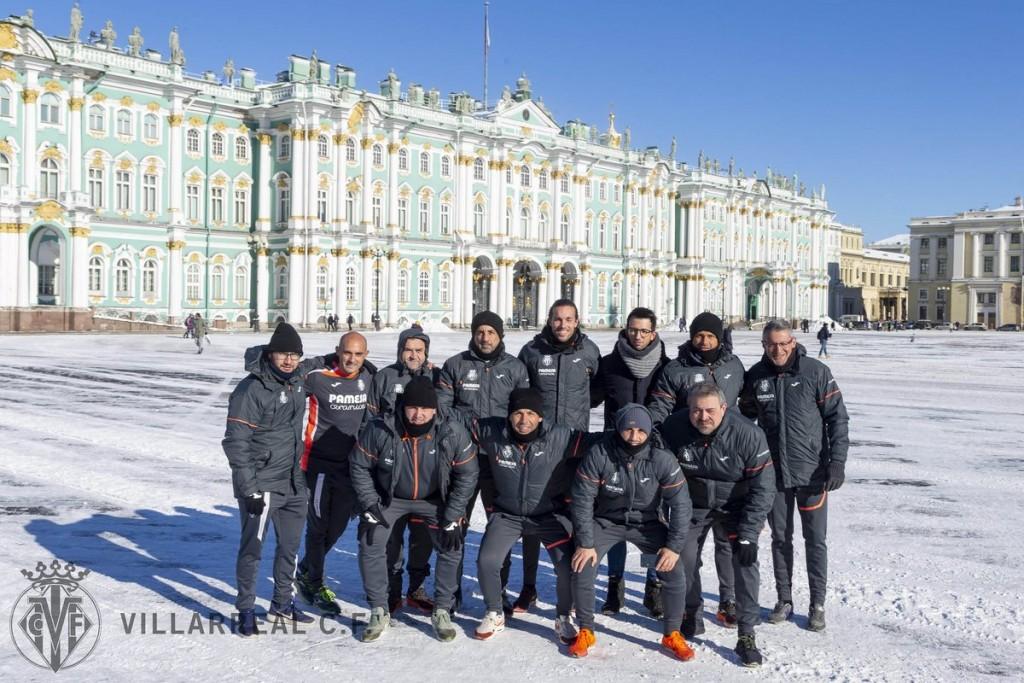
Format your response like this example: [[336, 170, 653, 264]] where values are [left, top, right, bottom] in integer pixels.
[[512, 584, 537, 614], [601, 576, 625, 615], [406, 586, 435, 612], [296, 571, 317, 604], [643, 578, 664, 619], [388, 582, 403, 615], [237, 608, 260, 637], [269, 600, 315, 624], [312, 585, 342, 616], [717, 600, 738, 628], [808, 603, 826, 632], [681, 610, 705, 638], [767, 600, 793, 624], [735, 633, 763, 668], [501, 590, 515, 617]]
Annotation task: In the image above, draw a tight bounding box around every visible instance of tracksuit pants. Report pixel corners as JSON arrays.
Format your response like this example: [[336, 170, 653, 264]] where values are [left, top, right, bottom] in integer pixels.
[[477, 512, 573, 615], [681, 516, 759, 634], [769, 487, 828, 605], [359, 498, 461, 612], [298, 468, 357, 587], [386, 515, 433, 597], [573, 520, 685, 636], [462, 489, 541, 598], [235, 490, 306, 611], [605, 527, 732, 599]]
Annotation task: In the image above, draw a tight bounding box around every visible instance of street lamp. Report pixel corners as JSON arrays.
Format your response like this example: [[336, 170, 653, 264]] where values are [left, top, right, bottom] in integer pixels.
[[372, 247, 385, 330]]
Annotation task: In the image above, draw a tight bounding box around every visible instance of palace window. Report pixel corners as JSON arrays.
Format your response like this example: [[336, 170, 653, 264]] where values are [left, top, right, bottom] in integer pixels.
[[116, 109, 132, 137], [234, 188, 249, 224], [40, 94, 60, 125], [983, 256, 993, 273], [440, 202, 451, 234], [210, 186, 224, 222], [143, 173, 158, 213], [597, 279, 607, 309], [186, 129, 201, 154], [346, 191, 356, 224], [398, 269, 409, 303], [372, 144, 383, 167], [317, 189, 328, 223], [441, 155, 451, 177], [0, 86, 10, 118], [398, 197, 409, 231], [372, 195, 382, 229], [418, 270, 430, 304], [474, 158, 485, 181], [115, 258, 132, 297], [598, 217, 607, 250], [318, 135, 329, 160], [277, 185, 290, 223], [88, 167, 104, 208], [115, 170, 131, 211], [520, 165, 531, 188], [1011, 255, 1020, 272], [560, 212, 570, 243], [520, 207, 530, 239], [0, 153, 9, 186], [560, 175, 569, 193], [187, 184, 201, 221], [585, 180, 592, 200], [278, 135, 291, 159], [88, 105, 105, 132], [538, 209, 549, 240], [345, 267, 357, 302], [937, 237, 947, 249], [936, 257, 946, 276], [419, 197, 430, 232], [235, 136, 248, 161], [918, 258, 928, 276], [88, 256, 104, 293], [398, 148, 408, 171], [345, 138, 356, 162], [439, 272, 451, 304], [506, 166, 512, 184], [474, 202, 486, 236], [276, 267, 288, 301], [235, 266, 248, 300], [599, 181, 607, 202], [539, 169, 548, 190], [143, 114, 159, 141], [211, 132, 225, 158], [39, 158, 59, 199], [210, 265, 226, 300], [316, 266, 328, 301], [420, 151, 430, 175], [187, 264, 202, 299], [984, 233, 994, 246]]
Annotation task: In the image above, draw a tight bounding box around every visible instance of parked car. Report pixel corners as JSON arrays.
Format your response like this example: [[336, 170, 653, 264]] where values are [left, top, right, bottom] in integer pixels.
[[849, 320, 872, 330], [997, 323, 1021, 331], [963, 323, 987, 331], [913, 320, 933, 330], [933, 323, 952, 331]]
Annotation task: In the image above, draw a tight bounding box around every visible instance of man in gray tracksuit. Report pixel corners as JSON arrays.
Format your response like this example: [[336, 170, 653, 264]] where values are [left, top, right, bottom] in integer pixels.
[[367, 325, 439, 612], [740, 320, 849, 632], [646, 311, 745, 627], [350, 376, 478, 643], [437, 310, 531, 611], [659, 382, 775, 668], [569, 404, 694, 660], [223, 323, 324, 635], [471, 387, 595, 641]]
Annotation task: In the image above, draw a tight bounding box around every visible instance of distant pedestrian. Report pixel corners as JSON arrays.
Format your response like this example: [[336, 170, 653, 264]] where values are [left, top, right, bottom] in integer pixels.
[[193, 314, 209, 354], [678, 317, 687, 334], [347, 314, 355, 331], [184, 313, 195, 339], [251, 313, 261, 334], [816, 323, 831, 359]]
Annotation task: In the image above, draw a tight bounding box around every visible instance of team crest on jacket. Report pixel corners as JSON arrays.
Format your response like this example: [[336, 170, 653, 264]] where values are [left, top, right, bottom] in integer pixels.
[[542, 355, 554, 367], [693, 373, 705, 383], [279, 391, 288, 404], [466, 368, 478, 381], [758, 379, 770, 392], [394, 383, 404, 394], [357, 378, 365, 391], [497, 444, 517, 469]]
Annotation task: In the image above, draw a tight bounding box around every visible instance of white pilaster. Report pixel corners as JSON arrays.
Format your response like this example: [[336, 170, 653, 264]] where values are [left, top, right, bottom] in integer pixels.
[[70, 226, 89, 308]]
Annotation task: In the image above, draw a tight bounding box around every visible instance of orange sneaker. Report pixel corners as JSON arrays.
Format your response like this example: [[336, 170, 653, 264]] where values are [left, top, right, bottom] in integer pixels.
[[661, 631, 696, 661], [568, 628, 596, 658]]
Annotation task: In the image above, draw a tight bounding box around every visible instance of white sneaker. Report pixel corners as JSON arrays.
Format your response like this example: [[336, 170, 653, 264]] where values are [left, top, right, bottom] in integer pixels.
[[554, 614, 578, 644], [475, 610, 505, 640]]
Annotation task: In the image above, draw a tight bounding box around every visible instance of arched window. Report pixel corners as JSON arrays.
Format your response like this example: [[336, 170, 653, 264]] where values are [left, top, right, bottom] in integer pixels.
[[611, 280, 621, 309], [39, 158, 59, 199], [317, 188, 329, 223], [539, 169, 548, 190], [316, 266, 328, 301], [584, 215, 593, 246], [211, 132, 225, 157], [473, 158, 484, 181], [275, 267, 288, 300], [420, 152, 430, 175], [345, 138, 356, 162], [473, 201, 485, 236], [279, 134, 291, 159], [598, 217, 607, 250], [520, 165, 531, 188], [142, 259, 157, 296], [233, 186, 249, 224], [520, 207, 530, 239], [371, 194, 382, 228], [345, 266, 357, 301], [115, 258, 132, 296], [88, 105, 105, 132], [186, 263, 202, 300], [115, 169, 131, 211], [88, 167, 104, 208], [372, 144, 383, 166], [143, 114, 159, 141], [397, 148, 408, 171], [560, 211, 570, 243], [440, 201, 451, 235], [346, 191, 356, 224], [0, 153, 10, 186], [88, 256, 104, 293], [186, 129, 200, 154], [597, 276, 607, 309], [506, 166, 512, 184], [418, 270, 431, 304], [0, 85, 11, 118], [539, 210, 549, 239], [398, 196, 408, 231], [40, 94, 60, 125], [419, 195, 431, 232], [560, 174, 569, 193], [318, 135, 329, 159], [441, 155, 451, 177], [612, 220, 621, 251], [116, 109, 132, 136], [234, 266, 248, 300], [439, 271, 451, 305], [235, 135, 248, 161], [398, 269, 409, 303]]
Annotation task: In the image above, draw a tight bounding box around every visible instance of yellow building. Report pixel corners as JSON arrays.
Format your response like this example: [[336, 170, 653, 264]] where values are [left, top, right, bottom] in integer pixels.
[[832, 224, 909, 320]]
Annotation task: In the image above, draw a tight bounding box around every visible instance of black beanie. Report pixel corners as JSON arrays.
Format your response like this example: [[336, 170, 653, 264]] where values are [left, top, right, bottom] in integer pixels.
[[267, 323, 303, 354], [508, 387, 544, 418], [401, 375, 438, 410], [472, 310, 504, 338], [690, 312, 724, 342]]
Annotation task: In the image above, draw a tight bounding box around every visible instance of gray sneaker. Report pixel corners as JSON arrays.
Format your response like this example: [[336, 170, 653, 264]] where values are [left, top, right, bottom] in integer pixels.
[[808, 604, 826, 632], [361, 607, 390, 643], [431, 608, 457, 642], [767, 601, 793, 624]]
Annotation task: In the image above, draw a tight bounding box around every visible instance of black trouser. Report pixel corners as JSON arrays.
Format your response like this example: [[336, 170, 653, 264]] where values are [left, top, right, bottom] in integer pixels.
[[769, 487, 828, 605], [681, 515, 759, 634], [386, 514, 433, 596], [573, 520, 685, 636], [298, 467, 357, 587], [461, 489, 542, 597], [359, 498, 461, 611], [235, 490, 306, 611], [477, 512, 573, 615]]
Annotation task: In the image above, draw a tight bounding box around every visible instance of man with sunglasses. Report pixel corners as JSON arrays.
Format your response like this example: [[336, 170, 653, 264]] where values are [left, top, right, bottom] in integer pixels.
[[740, 320, 849, 632]]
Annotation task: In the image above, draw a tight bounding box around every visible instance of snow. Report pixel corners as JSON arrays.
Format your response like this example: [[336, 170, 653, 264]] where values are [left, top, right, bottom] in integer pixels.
[[1, 327, 1022, 681]]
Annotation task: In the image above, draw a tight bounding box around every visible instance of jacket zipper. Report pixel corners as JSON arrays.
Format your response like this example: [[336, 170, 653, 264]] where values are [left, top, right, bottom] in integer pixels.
[[411, 437, 419, 499], [518, 443, 529, 516]]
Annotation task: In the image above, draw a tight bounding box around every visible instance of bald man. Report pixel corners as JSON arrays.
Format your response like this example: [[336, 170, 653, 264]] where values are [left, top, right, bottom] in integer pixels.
[[296, 331, 376, 614]]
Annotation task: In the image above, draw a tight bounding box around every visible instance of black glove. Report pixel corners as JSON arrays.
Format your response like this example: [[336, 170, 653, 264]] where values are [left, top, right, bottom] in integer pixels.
[[358, 503, 390, 546], [734, 539, 758, 567], [440, 521, 463, 552], [825, 460, 845, 492], [242, 493, 265, 517]]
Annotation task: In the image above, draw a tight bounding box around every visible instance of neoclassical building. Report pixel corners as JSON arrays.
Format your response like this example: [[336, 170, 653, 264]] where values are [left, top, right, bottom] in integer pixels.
[[0, 15, 836, 330]]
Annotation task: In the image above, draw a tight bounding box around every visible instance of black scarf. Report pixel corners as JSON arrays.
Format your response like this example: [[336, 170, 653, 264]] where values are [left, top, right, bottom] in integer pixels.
[[401, 415, 435, 438], [541, 325, 578, 352], [510, 421, 542, 444], [697, 346, 722, 365], [470, 339, 505, 362], [269, 363, 296, 382], [615, 434, 648, 457]]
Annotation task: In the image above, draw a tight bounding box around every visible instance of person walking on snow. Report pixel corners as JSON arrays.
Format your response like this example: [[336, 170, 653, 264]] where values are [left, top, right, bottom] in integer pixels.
[[817, 323, 832, 359]]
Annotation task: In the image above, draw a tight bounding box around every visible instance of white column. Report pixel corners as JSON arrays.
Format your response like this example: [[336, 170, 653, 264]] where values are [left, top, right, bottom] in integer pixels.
[[573, 167, 585, 247], [972, 233, 982, 277], [16, 225, 29, 307], [256, 247, 269, 324], [70, 226, 89, 308], [334, 249, 346, 319], [387, 251, 398, 326], [305, 246, 319, 326], [360, 130, 374, 229], [537, 272, 549, 321], [361, 250, 373, 325], [256, 132, 273, 230], [487, 273, 498, 312], [580, 266, 591, 325], [953, 231, 966, 279], [624, 180, 634, 253], [639, 187, 649, 251], [166, 233, 185, 321], [668, 192, 678, 256], [334, 133, 347, 232], [462, 255, 474, 324], [997, 230, 1008, 277], [290, 127, 305, 230], [386, 136, 399, 233], [501, 260, 513, 321], [168, 103, 184, 225], [21, 74, 39, 195], [68, 80, 84, 196], [288, 243, 304, 323]]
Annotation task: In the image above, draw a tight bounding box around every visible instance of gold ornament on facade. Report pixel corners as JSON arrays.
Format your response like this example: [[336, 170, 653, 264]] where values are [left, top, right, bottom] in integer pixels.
[[347, 102, 364, 133], [286, 246, 304, 255], [146, 101, 161, 112], [360, 137, 372, 149], [21, 88, 38, 103], [387, 251, 399, 261], [0, 139, 11, 154], [211, 175, 226, 187], [291, 128, 305, 141], [43, 80, 63, 93], [167, 114, 183, 127], [69, 227, 91, 238], [166, 240, 186, 250], [68, 96, 84, 111], [188, 116, 203, 128], [332, 132, 345, 145], [91, 91, 107, 102], [0, 24, 20, 51], [0, 66, 15, 81], [120, 95, 134, 106], [255, 247, 269, 256], [41, 147, 63, 160], [387, 142, 399, 153], [256, 132, 272, 146], [188, 171, 203, 184]]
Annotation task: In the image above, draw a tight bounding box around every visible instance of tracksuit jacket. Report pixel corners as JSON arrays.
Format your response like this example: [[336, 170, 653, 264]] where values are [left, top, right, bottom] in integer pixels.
[[646, 342, 746, 425]]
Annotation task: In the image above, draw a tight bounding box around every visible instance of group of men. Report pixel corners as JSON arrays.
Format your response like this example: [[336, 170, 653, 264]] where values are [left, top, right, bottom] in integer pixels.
[[223, 300, 849, 667]]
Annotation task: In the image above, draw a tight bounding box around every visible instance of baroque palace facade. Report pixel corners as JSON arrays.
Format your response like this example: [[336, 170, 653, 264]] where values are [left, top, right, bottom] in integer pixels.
[[0, 14, 837, 329]]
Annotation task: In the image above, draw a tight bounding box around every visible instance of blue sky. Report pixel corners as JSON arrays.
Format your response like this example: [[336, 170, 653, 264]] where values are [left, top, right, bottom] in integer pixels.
[[25, 1, 1024, 241]]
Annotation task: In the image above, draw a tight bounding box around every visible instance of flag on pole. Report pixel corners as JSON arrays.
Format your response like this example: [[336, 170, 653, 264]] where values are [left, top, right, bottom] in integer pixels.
[[484, 2, 491, 56]]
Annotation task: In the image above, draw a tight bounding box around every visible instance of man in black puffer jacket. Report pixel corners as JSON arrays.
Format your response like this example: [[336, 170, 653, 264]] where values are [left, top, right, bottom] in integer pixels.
[[646, 311, 745, 626], [589, 306, 669, 616], [223, 323, 326, 635], [740, 319, 849, 633], [659, 382, 775, 668], [350, 376, 478, 643]]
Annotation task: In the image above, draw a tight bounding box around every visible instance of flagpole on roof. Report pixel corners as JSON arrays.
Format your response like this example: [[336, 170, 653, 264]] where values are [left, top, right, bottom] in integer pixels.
[[483, 1, 490, 109]]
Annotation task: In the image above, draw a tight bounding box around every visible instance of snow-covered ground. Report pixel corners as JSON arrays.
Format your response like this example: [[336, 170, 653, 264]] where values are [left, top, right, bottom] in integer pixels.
[[0, 327, 1022, 681]]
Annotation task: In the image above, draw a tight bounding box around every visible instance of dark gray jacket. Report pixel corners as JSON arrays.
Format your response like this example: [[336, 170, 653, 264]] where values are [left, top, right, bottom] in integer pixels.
[[350, 414, 478, 525], [739, 345, 850, 490], [590, 334, 670, 430], [571, 434, 691, 553], [657, 409, 775, 542], [223, 350, 325, 498], [646, 342, 746, 425], [473, 417, 593, 518], [367, 363, 440, 418], [518, 328, 601, 431], [437, 344, 529, 427]]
